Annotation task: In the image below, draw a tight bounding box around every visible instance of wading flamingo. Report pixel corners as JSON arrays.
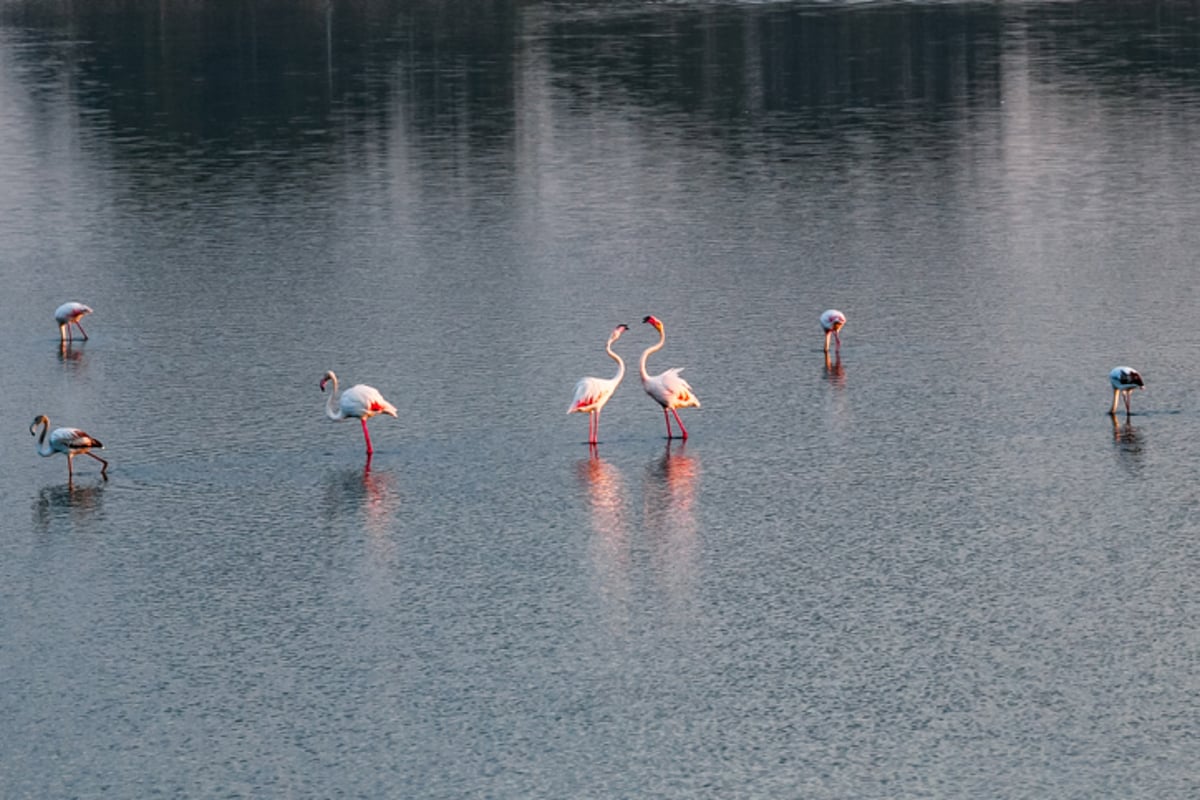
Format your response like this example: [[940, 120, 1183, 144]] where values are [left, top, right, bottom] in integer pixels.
[[55, 302, 93, 342], [1109, 366, 1144, 416], [568, 323, 629, 445], [640, 315, 700, 440], [820, 309, 846, 353], [320, 370, 397, 456], [30, 414, 108, 480]]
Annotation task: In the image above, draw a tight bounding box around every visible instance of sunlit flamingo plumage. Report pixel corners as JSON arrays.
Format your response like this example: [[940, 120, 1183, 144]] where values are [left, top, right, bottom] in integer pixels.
[[320, 370, 398, 456], [55, 302, 93, 342], [820, 309, 846, 353], [640, 315, 700, 440], [1109, 366, 1144, 416], [30, 414, 108, 481], [568, 323, 629, 445]]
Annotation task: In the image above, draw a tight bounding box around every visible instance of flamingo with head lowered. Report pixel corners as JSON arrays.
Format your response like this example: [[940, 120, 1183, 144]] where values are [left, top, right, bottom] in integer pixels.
[[568, 323, 629, 445], [1109, 366, 1144, 416], [820, 309, 846, 353], [640, 315, 700, 440], [30, 414, 108, 480], [55, 302, 93, 342], [320, 370, 397, 456]]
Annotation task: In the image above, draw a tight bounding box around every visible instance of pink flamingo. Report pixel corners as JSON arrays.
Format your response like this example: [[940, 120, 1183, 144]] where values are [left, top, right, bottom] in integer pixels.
[[568, 324, 629, 445], [55, 302, 93, 342], [320, 370, 398, 456], [820, 309, 846, 353], [639, 315, 700, 440], [30, 414, 108, 480], [1109, 366, 1144, 416]]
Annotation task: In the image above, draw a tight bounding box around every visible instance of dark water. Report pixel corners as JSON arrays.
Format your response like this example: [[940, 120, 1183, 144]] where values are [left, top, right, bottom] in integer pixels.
[[3, 1, 1199, 796]]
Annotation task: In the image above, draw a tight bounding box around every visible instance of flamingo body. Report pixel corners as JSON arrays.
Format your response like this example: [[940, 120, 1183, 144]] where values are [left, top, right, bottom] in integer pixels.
[[1109, 366, 1144, 416], [321, 371, 398, 456], [30, 414, 108, 480], [55, 302, 93, 342], [640, 315, 700, 440], [820, 309, 846, 353], [569, 324, 628, 445]]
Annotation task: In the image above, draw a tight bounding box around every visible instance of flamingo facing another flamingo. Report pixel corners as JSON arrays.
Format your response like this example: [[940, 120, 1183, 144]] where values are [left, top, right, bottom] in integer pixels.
[[820, 309, 846, 353], [568, 323, 629, 445], [30, 414, 108, 480], [1109, 366, 1144, 416], [640, 315, 700, 440], [55, 302, 93, 342], [320, 370, 398, 456]]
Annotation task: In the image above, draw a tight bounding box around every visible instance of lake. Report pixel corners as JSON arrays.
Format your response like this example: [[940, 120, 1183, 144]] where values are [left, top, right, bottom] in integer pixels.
[[1, 1, 1198, 797]]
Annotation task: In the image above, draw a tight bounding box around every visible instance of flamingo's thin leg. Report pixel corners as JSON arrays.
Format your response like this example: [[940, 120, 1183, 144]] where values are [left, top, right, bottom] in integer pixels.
[[671, 408, 689, 440], [361, 418, 374, 455], [75, 321, 88, 341], [592, 409, 601, 445], [86, 452, 109, 475], [663, 408, 673, 439]]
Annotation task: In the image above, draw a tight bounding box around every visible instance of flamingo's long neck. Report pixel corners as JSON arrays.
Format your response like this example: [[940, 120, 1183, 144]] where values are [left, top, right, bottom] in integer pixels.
[[640, 326, 665, 384], [325, 375, 345, 420], [608, 336, 626, 387], [34, 420, 52, 457]]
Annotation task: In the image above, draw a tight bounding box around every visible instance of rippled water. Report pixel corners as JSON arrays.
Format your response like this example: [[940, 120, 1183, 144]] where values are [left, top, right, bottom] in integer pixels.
[[2, 1, 1199, 797]]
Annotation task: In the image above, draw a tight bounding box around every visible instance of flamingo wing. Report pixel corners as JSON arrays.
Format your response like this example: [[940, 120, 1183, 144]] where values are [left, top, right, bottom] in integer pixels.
[[646, 368, 700, 409], [342, 384, 398, 418], [569, 376, 617, 414], [50, 427, 102, 453]]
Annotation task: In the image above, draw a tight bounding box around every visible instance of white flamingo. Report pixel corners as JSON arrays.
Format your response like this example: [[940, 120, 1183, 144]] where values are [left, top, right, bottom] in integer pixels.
[[820, 309, 846, 353], [55, 302, 93, 342], [30, 414, 108, 480], [1109, 366, 1144, 416], [568, 324, 629, 445], [320, 370, 398, 456], [640, 315, 700, 440]]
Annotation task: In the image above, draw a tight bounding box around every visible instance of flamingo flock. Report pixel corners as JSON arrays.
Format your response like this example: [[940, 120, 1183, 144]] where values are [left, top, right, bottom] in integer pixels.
[[31, 298, 1149, 482]]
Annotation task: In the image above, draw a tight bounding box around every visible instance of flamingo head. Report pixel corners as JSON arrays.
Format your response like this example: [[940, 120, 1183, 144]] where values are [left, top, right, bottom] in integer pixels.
[[319, 370, 337, 392], [29, 414, 48, 435], [612, 323, 629, 339], [643, 315, 663, 332]]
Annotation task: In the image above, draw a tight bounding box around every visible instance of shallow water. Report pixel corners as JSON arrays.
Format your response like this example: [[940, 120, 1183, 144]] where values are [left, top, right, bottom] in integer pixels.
[[2, 1, 1199, 797]]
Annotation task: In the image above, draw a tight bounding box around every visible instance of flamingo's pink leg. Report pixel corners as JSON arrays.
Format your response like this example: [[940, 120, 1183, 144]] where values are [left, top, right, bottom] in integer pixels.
[[361, 417, 374, 455], [75, 321, 88, 341], [671, 408, 689, 440], [86, 452, 109, 475], [593, 409, 602, 445], [663, 408, 674, 439]]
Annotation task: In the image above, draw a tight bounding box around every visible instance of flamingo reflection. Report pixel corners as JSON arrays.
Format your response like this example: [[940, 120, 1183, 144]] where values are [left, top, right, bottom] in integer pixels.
[[58, 340, 85, 365], [576, 453, 631, 622], [323, 459, 401, 538], [642, 440, 700, 608], [823, 351, 845, 387], [33, 482, 105, 530]]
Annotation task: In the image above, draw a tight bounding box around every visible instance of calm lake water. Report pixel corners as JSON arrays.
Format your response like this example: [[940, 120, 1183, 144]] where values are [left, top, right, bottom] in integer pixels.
[[2, 1, 1199, 797]]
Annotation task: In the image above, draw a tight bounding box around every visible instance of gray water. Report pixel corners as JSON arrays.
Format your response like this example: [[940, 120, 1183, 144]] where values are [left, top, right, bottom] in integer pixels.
[[2, 1, 1198, 797]]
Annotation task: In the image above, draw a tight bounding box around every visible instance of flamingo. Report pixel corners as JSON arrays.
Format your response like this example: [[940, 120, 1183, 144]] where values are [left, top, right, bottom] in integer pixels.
[[1109, 366, 1144, 416], [320, 370, 398, 456], [568, 323, 629, 445], [30, 415, 108, 480], [55, 302, 93, 342], [821, 309, 846, 353], [640, 315, 700, 439]]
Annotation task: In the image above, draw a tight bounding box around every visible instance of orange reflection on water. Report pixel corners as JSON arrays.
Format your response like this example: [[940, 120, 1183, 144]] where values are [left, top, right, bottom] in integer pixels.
[[576, 453, 631, 624], [642, 441, 700, 608]]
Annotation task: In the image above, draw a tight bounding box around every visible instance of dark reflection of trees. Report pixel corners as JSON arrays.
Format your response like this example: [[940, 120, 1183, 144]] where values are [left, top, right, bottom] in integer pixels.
[[3, 0, 1200, 155]]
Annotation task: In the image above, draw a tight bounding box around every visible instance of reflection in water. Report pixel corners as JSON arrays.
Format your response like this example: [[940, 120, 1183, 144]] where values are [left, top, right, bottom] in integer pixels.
[[642, 441, 700, 610], [323, 460, 401, 539], [823, 351, 846, 388], [33, 482, 105, 531], [57, 341, 85, 367], [1111, 416, 1143, 473], [576, 454, 631, 625]]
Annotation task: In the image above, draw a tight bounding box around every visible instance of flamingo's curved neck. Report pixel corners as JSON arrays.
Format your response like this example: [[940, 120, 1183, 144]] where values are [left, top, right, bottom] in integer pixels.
[[640, 326, 665, 383], [608, 336, 626, 387], [33, 419, 51, 456], [324, 374, 345, 420]]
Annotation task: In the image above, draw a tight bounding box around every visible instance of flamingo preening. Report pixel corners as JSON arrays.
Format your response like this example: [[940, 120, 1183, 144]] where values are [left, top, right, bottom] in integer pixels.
[[568, 323, 629, 445], [1109, 366, 1144, 416], [30, 414, 108, 480], [320, 370, 398, 456], [640, 315, 700, 440], [55, 302, 93, 342], [820, 309, 846, 353]]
